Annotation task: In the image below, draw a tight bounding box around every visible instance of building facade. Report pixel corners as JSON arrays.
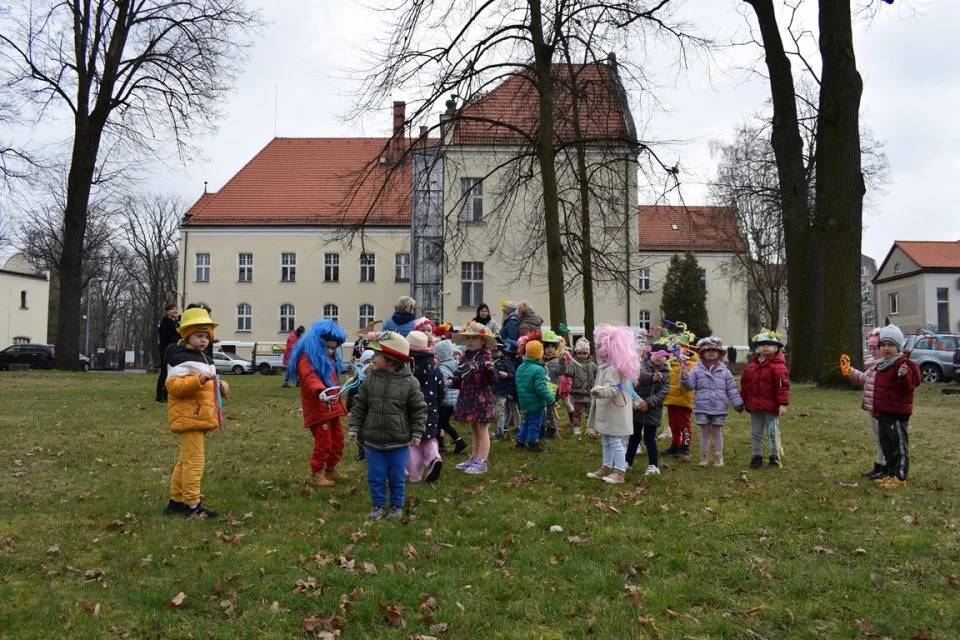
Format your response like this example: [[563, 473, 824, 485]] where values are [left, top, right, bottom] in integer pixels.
[[0, 254, 50, 346], [873, 240, 960, 334]]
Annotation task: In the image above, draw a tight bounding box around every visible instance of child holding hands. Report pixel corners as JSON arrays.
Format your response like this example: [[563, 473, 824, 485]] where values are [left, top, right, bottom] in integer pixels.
[[740, 329, 790, 469], [681, 337, 744, 468], [450, 322, 498, 474], [348, 332, 427, 519]]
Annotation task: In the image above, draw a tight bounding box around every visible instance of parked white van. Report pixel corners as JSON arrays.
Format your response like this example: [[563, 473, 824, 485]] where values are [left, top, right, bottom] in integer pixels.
[[251, 342, 286, 374]]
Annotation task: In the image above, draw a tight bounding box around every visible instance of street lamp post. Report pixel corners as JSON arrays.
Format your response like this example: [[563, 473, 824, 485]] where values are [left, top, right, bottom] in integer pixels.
[[83, 279, 97, 358]]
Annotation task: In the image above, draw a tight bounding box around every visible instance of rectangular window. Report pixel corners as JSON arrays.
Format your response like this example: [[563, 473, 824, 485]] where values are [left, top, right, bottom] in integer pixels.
[[461, 261, 484, 307], [238, 253, 253, 283], [359, 304, 375, 329], [323, 303, 339, 325], [395, 253, 411, 282], [937, 287, 949, 333], [280, 303, 295, 332], [699, 268, 707, 292], [638, 310, 651, 331], [324, 253, 340, 282], [638, 268, 651, 292], [19, 290, 28, 309], [888, 292, 899, 315], [195, 253, 210, 282], [360, 252, 376, 283], [863, 310, 874, 326], [460, 178, 483, 221], [237, 303, 252, 332], [280, 252, 296, 282]]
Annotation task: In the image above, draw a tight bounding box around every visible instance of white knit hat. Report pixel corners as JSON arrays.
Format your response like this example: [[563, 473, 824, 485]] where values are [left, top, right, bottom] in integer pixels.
[[878, 324, 904, 350]]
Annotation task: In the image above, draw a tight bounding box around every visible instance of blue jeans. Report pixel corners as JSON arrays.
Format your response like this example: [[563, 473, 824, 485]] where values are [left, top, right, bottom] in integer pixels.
[[365, 447, 409, 509], [601, 435, 626, 472], [517, 410, 545, 443]]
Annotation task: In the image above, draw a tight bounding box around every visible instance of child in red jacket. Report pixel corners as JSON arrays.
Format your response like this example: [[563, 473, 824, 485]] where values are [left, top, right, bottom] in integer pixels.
[[871, 324, 921, 488], [740, 329, 790, 469], [292, 320, 349, 488]]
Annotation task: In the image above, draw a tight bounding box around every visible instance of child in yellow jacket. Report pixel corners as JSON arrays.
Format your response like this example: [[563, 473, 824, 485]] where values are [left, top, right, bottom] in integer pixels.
[[165, 307, 229, 519], [663, 342, 698, 459]]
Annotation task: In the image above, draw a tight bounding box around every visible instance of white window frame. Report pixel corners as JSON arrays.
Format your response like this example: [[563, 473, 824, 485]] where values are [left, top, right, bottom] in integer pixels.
[[236, 303, 252, 332], [638, 310, 651, 330], [195, 252, 210, 283], [323, 303, 339, 324], [460, 178, 483, 221], [280, 252, 296, 283], [395, 252, 411, 282], [359, 252, 376, 283], [638, 268, 651, 292], [324, 253, 340, 282], [280, 303, 295, 333], [237, 253, 254, 283], [358, 304, 375, 329], [893, 263, 902, 274], [12, 336, 30, 345], [461, 261, 484, 307], [888, 292, 900, 315]]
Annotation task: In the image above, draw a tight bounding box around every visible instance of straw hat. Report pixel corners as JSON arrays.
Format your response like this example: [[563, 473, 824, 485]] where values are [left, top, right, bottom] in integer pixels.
[[453, 321, 497, 350], [368, 331, 412, 362]]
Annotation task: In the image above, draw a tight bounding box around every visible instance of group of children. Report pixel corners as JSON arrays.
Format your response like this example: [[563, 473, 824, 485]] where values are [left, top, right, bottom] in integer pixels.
[[162, 303, 921, 521]]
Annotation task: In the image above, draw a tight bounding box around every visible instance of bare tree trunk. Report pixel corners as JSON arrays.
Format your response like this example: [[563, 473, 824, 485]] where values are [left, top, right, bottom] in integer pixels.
[[817, 0, 865, 384], [529, 0, 567, 336], [744, 0, 823, 381]]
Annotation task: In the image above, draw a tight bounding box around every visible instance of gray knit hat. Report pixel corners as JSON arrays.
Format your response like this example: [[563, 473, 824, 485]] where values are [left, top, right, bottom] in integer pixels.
[[878, 324, 904, 350]]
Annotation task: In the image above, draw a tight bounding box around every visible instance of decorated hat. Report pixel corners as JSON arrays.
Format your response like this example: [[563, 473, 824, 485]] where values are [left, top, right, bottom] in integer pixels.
[[525, 340, 544, 361], [367, 330, 412, 362], [695, 336, 725, 353], [453, 321, 497, 350], [751, 328, 783, 348], [574, 337, 591, 354], [540, 329, 561, 344], [407, 330, 431, 352], [178, 307, 219, 338], [414, 317, 436, 333], [647, 337, 673, 356]]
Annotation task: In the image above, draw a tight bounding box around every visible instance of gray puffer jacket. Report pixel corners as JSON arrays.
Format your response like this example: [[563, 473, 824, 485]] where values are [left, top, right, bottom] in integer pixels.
[[633, 358, 670, 428], [348, 367, 427, 450]]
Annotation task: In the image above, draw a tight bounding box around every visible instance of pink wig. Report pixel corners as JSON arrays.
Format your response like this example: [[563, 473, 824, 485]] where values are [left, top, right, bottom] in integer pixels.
[[593, 324, 640, 382]]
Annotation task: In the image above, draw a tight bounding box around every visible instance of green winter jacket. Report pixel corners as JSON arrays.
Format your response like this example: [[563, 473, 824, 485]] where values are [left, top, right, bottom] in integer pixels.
[[515, 358, 555, 413], [348, 367, 427, 451]]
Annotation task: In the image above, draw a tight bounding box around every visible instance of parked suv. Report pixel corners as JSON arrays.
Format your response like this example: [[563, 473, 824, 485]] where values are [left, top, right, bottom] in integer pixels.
[[903, 333, 959, 383]]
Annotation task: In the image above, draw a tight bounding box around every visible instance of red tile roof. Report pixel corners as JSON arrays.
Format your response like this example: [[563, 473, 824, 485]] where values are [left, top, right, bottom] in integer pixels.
[[894, 241, 960, 269], [453, 63, 633, 145], [637, 205, 745, 253], [184, 138, 415, 226]]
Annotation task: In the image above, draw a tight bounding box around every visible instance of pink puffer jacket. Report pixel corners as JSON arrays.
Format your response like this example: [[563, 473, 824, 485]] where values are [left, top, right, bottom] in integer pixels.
[[848, 362, 877, 413]]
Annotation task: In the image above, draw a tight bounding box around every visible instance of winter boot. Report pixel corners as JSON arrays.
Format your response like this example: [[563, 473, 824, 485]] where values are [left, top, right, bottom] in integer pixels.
[[750, 455, 764, 469], [713, 453, 725, 468], [311, 471, 334, 487], [767, 455, 780, 469], [698, 453, 710, 467]]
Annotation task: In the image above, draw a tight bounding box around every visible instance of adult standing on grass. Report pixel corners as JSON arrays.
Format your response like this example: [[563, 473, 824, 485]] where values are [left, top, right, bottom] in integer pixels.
[[155, 303, 180, 403], [282, 325, 305, 388], [383, 296, 418, 337]]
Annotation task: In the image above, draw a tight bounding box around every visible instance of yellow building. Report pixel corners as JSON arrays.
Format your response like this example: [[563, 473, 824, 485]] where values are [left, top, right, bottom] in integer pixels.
[[0, 254, 50, 346]]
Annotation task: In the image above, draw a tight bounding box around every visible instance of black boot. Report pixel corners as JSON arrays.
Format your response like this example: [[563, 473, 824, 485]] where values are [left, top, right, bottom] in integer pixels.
[[663, 445, 678, 456], [453, 438, 467, 454], [767, 455, 781, 469], [862, 462, 884, 478], [749, 455, 763, 469]]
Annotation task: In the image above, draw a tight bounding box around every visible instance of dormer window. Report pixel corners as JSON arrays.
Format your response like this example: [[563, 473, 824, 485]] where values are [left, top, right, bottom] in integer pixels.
[[893, 263, 902, 274]]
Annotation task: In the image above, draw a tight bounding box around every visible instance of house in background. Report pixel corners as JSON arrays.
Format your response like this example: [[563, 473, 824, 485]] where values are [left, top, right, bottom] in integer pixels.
[[861, 254, 878, 341], [635, 205, 749, 346], [0, 253, 50, 346], [873, 240, 960, 334]]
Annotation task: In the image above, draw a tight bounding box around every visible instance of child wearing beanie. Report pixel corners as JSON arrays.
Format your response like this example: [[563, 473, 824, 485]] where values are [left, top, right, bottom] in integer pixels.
[[870, 324, 920, 488], [845, 327, 885, 479], [514, 340, 555, 452], [570, 338, 599, 436]]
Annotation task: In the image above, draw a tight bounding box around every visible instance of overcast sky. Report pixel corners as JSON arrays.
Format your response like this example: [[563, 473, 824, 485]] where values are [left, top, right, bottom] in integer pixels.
[[155, 0, 958, 263]]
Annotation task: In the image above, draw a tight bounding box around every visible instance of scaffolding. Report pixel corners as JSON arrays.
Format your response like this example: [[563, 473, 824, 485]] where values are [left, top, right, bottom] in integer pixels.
[[411, 146, 445, 321]]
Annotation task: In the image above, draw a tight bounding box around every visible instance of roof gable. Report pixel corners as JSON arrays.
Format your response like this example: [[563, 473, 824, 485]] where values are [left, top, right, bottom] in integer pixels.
[[637, 205, 745, 253], [183, 138, 415, 227], [453, 63, 633, 146], [874, 241, 960, 282]]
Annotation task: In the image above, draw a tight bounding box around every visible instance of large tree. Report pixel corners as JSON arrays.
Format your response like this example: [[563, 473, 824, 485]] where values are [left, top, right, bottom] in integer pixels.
[[0, 1, 257, 369]]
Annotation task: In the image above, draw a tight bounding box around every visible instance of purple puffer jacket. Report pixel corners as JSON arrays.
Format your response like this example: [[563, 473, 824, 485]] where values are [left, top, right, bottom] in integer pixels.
[[848, 354, 877, 413], [680, 359, 743, 416]]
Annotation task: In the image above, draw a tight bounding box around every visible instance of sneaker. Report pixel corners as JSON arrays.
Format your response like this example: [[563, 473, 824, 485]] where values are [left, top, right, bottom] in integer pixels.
[[387, 506, 403, 519], [879, 476, 906, 489], [311, 471, 334, 487], [183, 503, 217, 519], [658, 430, 671, 440], [514, 440, 527, 450], [425, 459, 443, 483], [644, 465, 661, 476], [872, 475, 890, 485], [456, 456, 477, 470], [464, 459, 489, 475], [713, 454, 725, 468], [586, 466, 612, 479], [494, 431, 505, 440], [367, 507, 385, 520], [675, 447, 691, 459], [453, 438, 468, 454], [767, 456, 780, 469], [863, 463, 885, 478], [527, 442, 545, 453], [698, 454, 710, 467], [164, 499, 185, 515], [750, 455, 764, 469], [663, 445, 678, 457], [325, 468, 348, 481], [602, 470, 625, 484], [868, 469, 888, 481]]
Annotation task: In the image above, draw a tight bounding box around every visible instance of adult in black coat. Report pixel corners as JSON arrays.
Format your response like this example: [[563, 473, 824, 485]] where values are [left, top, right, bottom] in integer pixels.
[[155, 303, 180, 402]]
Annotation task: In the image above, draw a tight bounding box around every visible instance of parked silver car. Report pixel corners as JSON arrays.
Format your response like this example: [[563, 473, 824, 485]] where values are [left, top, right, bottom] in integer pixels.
[[211, 351, 253, 375], [903, 333, 959, 383]]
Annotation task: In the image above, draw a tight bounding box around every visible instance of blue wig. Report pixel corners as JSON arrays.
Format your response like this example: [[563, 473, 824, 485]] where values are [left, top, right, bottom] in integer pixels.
[[289, 319, 347, 383]]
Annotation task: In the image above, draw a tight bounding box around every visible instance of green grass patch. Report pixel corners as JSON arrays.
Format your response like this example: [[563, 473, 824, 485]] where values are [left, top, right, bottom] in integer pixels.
[[1, 372, 958, 639]]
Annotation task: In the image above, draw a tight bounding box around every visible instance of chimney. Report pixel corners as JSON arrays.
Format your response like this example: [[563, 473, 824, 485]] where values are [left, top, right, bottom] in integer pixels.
[[439, 95, 458, 145], [391, 101, 405, 165]]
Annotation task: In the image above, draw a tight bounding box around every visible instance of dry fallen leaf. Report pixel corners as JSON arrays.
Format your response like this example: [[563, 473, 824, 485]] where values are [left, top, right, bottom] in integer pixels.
[[362, 562, 378, 575], [812, 546, 835, 555], [378, 601, 405, 626], [567, 535, 590, 545], [739, 605, 767, 618], [301, 612, 347, 633], [855, 618, 880, 637], [83, 569, 104, 582], [428, 622, 449, 635], [404, 543, 419, 559], [166, 592, 186, 608], [902, 514, 921, 525]]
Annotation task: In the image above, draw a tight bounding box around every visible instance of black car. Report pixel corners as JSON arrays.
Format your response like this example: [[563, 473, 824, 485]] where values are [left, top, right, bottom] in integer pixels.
[[0, 344, 91, 371]]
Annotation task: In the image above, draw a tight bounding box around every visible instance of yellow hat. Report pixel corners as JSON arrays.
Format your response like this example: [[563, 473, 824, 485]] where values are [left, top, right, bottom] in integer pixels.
[[525, 340, 544, 361], [178, 307, 219, 338]]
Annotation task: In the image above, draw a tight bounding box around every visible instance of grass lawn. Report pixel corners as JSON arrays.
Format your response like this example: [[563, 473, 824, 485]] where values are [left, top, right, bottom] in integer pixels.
[[0, 371, 958, 639]]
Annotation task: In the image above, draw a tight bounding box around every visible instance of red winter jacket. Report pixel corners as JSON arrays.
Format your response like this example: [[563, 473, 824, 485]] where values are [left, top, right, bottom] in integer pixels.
[[739, 352, 790, 414], [297, 354, 346, 427], [871, 355, 921, 418]]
